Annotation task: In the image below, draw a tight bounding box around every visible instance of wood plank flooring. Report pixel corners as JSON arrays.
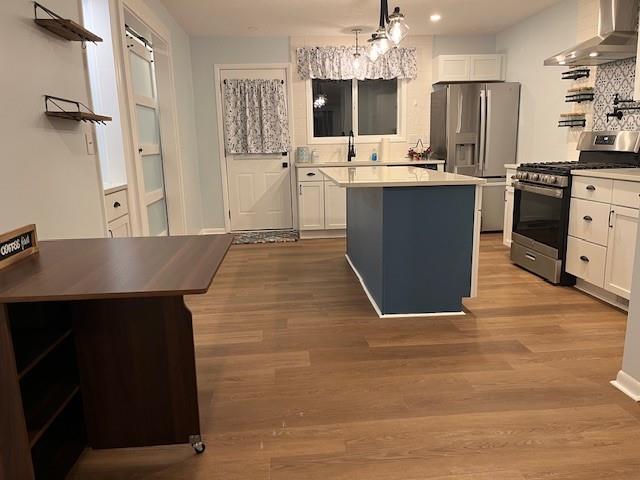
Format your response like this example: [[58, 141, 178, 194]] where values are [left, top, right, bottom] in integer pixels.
[[70, 234, 640, 480]]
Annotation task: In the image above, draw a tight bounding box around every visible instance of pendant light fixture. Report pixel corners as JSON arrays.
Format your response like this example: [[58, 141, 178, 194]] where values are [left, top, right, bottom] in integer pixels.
[[367, 0, 408, 61], [352, 28, 362, 70]]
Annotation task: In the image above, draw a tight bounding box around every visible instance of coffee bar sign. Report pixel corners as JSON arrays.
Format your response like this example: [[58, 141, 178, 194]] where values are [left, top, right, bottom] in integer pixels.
[[0, 225, 39, 270]]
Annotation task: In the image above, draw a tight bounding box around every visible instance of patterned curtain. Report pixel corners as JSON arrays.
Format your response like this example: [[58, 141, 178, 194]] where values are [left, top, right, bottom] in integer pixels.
[[296, 46, 418, 80], [223, 79, 291, 155]]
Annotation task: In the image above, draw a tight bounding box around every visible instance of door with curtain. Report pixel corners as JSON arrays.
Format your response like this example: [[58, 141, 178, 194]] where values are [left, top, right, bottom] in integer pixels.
[[220, 68, 293, 232], [125, 28, 169, 236]]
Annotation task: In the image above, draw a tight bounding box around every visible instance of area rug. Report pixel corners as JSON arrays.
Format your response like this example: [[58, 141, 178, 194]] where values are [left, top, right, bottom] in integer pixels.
[[232, 230, 299, 245]]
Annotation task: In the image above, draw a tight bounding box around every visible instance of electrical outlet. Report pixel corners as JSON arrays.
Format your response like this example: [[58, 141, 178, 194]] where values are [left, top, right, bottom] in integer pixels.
[[85, 132, 96, 155]]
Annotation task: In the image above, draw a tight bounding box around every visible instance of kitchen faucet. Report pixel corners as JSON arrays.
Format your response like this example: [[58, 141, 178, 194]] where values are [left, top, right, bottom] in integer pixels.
[[347, 130, 356, 162]]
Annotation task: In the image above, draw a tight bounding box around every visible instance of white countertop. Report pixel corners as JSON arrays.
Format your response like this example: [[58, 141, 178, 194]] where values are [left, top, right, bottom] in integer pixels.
[[104, 183, 127, 195], [320, 166, 486, 188], [296, 159, 444, 168], [571, 167, 640, 182], [504, 164, 518, 170]]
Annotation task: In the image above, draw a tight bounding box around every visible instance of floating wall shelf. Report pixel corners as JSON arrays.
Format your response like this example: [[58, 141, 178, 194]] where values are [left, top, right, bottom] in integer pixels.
[[561, 68, 590, 81], [34, 2, 102, 43], [45, 96, 111, 124], [565, 92, 595, 103], [558, 118, 586, 128]]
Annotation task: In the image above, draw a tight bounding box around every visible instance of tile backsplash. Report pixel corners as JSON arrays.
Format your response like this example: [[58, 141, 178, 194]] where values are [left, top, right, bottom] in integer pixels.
[[593, 57, 640, 131]]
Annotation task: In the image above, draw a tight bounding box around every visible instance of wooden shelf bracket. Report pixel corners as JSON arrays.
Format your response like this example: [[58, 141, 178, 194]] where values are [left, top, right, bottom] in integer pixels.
[[44, 96, 112, 124]]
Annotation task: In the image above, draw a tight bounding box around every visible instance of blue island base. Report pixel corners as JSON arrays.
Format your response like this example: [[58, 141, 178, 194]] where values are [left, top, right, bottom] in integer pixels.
[[346, 185, 477, 317]]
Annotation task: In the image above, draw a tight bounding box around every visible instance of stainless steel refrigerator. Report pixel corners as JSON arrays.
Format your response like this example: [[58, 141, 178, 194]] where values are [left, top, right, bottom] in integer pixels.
[[430, 82, 521, 232]]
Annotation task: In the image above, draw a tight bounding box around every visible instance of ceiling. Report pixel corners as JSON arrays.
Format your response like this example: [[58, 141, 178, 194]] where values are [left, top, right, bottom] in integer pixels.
[[159, 0, 563, 37]]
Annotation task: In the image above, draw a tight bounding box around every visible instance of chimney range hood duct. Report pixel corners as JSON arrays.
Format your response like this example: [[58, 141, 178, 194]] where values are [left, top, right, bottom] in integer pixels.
[[544, 0, 639, 66]]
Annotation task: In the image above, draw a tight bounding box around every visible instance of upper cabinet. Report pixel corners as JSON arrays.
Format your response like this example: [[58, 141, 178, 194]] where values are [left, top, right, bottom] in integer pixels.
[[434, 55, 505, 84]]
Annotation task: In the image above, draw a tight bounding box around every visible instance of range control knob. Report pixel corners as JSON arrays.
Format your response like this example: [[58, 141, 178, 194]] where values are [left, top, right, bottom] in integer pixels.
[[517, 172, 528, 180], [541, 175, 550, 183], [548, 176, 557, 184], [530, 173, 540, 181]]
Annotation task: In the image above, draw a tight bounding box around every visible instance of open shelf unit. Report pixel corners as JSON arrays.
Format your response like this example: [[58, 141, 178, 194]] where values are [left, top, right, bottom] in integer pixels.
[[34, 2, 102, 43], [558, 118, 587, 128], [7, 302, 87, 480], [45, 95, 112, 124]]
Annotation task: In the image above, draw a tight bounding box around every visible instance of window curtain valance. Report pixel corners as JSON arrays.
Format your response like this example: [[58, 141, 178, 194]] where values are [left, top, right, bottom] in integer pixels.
[[296, 46, 417, 81], [223, 79, 291, 155]]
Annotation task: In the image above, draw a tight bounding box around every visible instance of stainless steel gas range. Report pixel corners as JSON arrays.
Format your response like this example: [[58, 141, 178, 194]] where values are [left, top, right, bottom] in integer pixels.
[[510, 131, 640, 285]]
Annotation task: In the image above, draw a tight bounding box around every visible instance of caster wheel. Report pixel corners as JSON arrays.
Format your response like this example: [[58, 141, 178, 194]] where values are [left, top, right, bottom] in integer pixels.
[[193, 442, 206, 454]]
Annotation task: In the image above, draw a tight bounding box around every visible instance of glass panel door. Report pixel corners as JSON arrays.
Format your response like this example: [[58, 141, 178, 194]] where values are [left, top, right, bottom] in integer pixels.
[[125, 27, 169, 236]]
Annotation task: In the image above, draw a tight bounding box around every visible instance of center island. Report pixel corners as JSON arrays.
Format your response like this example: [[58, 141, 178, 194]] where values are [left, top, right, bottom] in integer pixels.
[[320, 166, 486, 318]]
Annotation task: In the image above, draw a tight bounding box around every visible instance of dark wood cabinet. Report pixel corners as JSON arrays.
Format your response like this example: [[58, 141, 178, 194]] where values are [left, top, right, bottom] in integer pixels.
[[0, 235, 232, 479]]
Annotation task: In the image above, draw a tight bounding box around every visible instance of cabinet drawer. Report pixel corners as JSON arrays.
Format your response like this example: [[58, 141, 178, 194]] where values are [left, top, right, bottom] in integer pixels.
[[571, 176, 613, 203], [105, 189, 128, 222], [298, 168, 322, 182], [566, 236, 607, 288], [568, 198, 611, 246], [612, 180, 640, 209]]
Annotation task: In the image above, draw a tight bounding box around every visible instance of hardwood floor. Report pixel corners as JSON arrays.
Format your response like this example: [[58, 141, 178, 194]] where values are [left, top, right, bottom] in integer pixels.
[[70, 234, 640, 480]]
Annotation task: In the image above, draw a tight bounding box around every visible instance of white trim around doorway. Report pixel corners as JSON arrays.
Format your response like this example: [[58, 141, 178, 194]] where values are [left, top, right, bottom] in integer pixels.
[[213, 63, 295, 233]]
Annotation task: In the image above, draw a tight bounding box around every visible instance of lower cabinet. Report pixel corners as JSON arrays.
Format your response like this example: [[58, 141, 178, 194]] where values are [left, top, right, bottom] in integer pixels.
[[604, 206, 639, 298], [566, 176, 639, 301], [108, 214, 131, 238], [298, 181, 325, 230], [503, 186, 514, 247], [324, 182, 347, 229]]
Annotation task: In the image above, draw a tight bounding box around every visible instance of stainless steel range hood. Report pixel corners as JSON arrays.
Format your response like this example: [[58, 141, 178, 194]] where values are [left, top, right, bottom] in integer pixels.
[[544, 0, 639, 66]]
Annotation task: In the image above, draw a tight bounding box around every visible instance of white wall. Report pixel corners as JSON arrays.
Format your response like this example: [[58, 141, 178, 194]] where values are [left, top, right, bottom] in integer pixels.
[[190, 36, 290, 229], [290, 35, 433, 164], [496, 0, 579, 165], [142, 0, 203, 234], [0, 0, 106, 240]]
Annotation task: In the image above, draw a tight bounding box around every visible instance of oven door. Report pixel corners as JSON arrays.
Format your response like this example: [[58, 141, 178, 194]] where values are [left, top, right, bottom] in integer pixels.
[[512, 182, 566, 259]]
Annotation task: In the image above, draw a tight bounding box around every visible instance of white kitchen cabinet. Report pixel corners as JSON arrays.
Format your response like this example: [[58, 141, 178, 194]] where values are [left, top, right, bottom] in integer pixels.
[[503, 186, 514, 247], [470, 55, 504, 82], [434, 54, 505, 83], [604, 206, 639, 299], [324, 182, 347, 229], [108, 214, 131, 238], [298, 181, 325, 230]]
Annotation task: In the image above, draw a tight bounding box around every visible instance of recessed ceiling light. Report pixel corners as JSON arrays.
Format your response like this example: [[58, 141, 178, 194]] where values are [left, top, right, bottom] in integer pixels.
[[589, 52, 599, 57], [430, 14, 442, 22]]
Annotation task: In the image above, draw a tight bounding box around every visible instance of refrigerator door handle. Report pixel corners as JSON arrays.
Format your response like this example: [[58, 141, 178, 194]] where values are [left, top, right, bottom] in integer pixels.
[[478, 89, 487, 174], [485, 88, 493, 173], [456, 93, 463, 134]]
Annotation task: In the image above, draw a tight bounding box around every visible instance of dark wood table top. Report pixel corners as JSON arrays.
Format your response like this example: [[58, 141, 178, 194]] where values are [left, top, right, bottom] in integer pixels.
[[0, 235, 233, 303]]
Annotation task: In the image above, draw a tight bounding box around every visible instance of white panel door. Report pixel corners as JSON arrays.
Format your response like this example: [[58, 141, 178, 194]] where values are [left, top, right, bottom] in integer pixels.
[[299, 181, 325, 230], [221, 68, 293, 231], [324, 182, 346, 229], [604, 206, 639, 299], [125, 30, 169, 236]]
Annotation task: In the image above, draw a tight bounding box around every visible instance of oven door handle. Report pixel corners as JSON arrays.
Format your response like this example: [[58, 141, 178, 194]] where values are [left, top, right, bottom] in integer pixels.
[[514, 181, 564, 198]]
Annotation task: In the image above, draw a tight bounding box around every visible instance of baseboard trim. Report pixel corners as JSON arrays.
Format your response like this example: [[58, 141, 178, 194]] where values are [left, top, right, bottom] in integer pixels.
[[575, 279, 629, 312], [611, 370, 640, 402], [344, 254, 465, 319], [300, 229, 346, 240], [200, 228, 227, 235]]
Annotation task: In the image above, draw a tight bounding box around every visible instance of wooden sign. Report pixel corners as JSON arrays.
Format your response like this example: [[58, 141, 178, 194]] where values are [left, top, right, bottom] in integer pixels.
[[0, 225, 39, 270]]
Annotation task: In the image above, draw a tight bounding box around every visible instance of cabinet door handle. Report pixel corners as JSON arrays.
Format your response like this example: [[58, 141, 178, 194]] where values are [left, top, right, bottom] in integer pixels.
[[108, 229, 114, 238], [609, 210, 615, 228], [580, 255, 590, 262], [299, 185, 302, 195], [113, 201, 121, 208], [306, 172, 316, 177], [586, 185, 596, 191], [583, 215, 592, 222]]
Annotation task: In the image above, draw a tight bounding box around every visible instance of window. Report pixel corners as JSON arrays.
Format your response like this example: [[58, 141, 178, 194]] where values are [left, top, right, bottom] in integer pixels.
[[312, 80, 352, 137], [309, 78, 401, 141]]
